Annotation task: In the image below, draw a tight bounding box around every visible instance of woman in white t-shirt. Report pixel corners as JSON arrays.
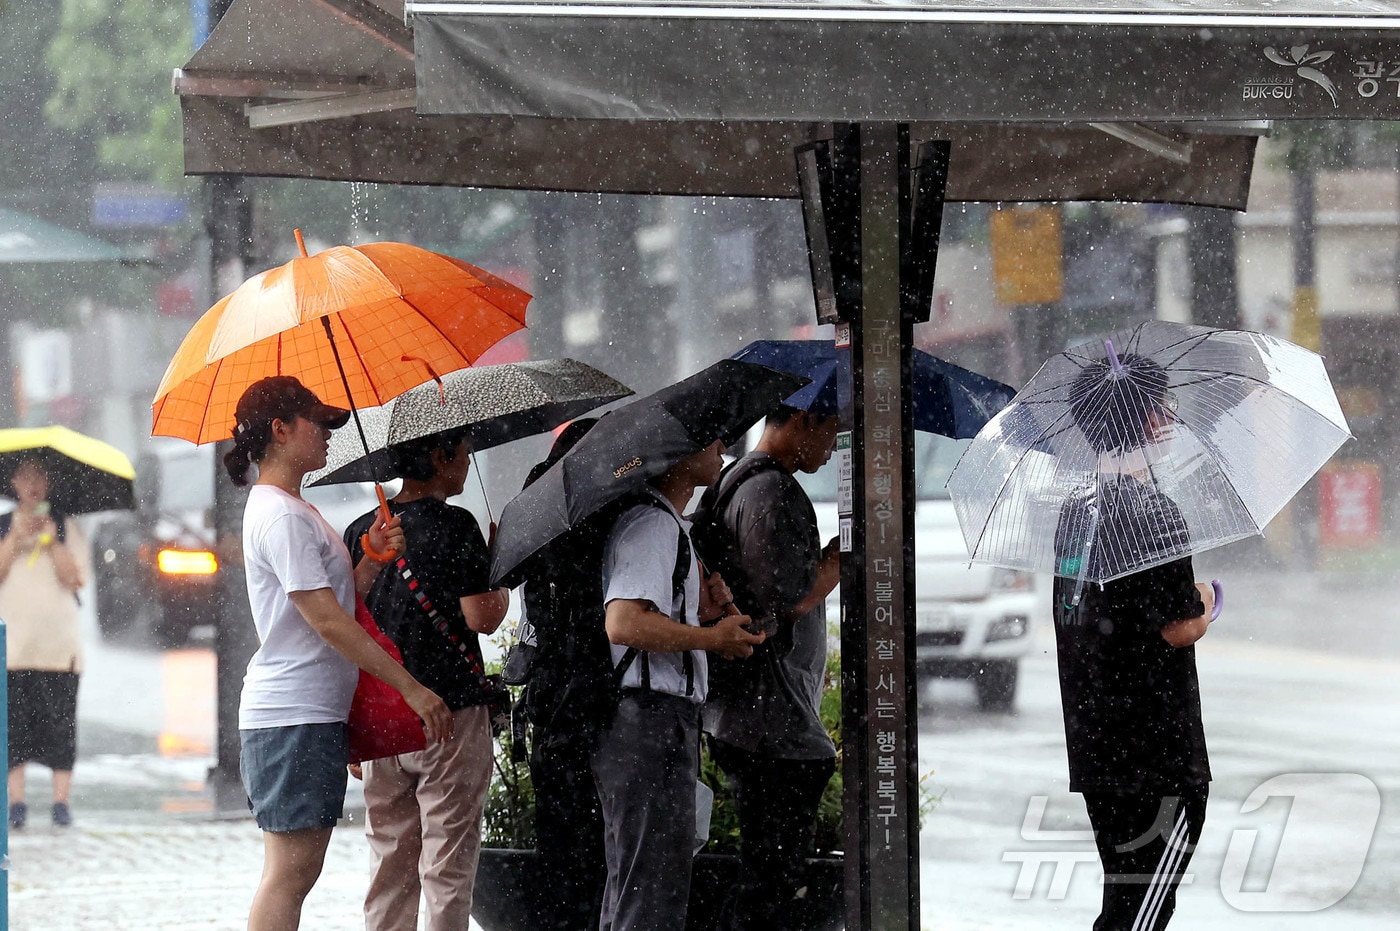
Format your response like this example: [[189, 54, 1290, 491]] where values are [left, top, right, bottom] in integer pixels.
[[223, 376, 452, 931]]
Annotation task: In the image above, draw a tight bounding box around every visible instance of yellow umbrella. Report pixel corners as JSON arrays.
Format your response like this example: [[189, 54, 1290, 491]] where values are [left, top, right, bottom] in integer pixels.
[[0, 426, 136, 514]]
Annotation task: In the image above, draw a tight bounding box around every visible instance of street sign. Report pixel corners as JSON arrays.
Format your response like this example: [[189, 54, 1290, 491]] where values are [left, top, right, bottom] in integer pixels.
[[92, 184, 188, 229], [1319, 462, 1383, 548], [989, 206, 1064, 306]]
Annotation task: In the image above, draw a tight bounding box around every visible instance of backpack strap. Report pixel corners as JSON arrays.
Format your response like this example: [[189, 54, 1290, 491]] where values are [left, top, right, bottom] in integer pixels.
[[702, 455, 786, 524], [0, 511, 68, 544], [674, 523, 694, 696], [620, 495, 696, 697], [690, 455, 787, 624]]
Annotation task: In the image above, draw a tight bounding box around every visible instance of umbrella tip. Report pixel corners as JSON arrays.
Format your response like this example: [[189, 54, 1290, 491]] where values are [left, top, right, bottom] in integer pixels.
[[294, 229, 308, 258], [1104, 338, 1125, 375]]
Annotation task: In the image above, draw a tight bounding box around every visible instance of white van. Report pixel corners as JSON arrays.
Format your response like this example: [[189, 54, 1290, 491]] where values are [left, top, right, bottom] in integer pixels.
[[799, 433, 1038, 711]]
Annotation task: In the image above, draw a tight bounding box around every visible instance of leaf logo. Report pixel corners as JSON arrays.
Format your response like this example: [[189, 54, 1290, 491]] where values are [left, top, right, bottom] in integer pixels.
[[1265, 44, 1339, 107]]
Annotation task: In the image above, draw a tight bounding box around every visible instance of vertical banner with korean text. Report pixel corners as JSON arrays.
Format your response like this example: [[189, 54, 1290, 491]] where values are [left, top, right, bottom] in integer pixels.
[[839, 122, 923, 931]]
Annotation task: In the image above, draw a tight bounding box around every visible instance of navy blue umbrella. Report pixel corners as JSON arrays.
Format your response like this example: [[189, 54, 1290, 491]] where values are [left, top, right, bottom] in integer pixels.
[[731, 340, 1016, 438]]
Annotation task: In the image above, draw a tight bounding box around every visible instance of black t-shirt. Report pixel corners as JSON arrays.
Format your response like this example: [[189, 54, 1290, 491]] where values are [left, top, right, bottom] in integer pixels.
[[717, 456, 820, 627], [696, 453, 834, 760], [345, 497, 492, 710], [1051, 482, 1210, 794]]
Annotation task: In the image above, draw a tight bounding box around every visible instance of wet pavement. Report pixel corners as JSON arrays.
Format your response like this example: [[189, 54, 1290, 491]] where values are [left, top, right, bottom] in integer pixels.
[[6, 721, 378, 929], [5, 564, 1399, 928], [8, 816, 373, 929], [919, 565, 1400, 931]]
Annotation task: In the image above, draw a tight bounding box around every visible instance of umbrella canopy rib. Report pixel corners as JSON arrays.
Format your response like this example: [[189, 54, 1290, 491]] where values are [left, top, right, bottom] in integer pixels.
[[152, 238, 530, 444], [949, 322, 1351, 583]]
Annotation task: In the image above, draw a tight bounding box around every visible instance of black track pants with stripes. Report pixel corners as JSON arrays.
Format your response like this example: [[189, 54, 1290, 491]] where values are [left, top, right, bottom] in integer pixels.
[[1082, 787, 1208, 931]]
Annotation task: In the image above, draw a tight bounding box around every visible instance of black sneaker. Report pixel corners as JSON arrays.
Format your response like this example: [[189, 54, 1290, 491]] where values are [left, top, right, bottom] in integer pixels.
[[52, 802, 71, 827], [8, 802, 26, 830]]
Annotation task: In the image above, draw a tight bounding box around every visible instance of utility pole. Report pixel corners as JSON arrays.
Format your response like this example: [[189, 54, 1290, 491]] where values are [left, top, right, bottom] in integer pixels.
[[1290, 163, 1321, 568], [1186, 207, 1242, 330], [207, 174, 256, 815], [202, 0, 259, 814]]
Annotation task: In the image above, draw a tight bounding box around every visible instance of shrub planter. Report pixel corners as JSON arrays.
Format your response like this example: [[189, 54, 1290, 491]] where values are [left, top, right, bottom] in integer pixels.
[[472, 848, 845, 931]]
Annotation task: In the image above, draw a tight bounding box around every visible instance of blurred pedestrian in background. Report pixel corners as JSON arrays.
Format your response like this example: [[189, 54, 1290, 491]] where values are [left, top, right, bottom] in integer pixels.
[[345, 428, 509, 931], [1, 457, 88, 830], [225, 375, 452, 931]]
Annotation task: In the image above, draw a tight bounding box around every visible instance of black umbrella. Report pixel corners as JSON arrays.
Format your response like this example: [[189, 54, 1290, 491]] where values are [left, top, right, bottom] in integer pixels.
[[489, 359, 808, 588]]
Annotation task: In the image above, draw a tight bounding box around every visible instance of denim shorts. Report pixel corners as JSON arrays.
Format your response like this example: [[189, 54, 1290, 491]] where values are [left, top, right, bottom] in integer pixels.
[[240, 722, 349, 832]]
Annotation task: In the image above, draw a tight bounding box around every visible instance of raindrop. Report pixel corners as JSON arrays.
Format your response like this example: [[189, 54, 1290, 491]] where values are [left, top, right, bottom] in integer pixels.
[[349, 182, 363, 240]]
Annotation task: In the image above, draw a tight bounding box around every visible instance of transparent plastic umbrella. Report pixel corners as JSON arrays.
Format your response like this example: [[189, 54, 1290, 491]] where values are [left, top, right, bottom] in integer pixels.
[[947, 321, 1351, 600]]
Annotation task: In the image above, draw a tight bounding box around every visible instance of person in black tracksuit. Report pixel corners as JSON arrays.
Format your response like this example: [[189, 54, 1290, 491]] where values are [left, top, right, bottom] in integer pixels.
[[1053, 355, 1216, 931]]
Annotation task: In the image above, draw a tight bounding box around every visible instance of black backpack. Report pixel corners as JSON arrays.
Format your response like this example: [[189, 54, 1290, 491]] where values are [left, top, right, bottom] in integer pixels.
[[513, 491, 692, 753], [687, 455, 791, 700]]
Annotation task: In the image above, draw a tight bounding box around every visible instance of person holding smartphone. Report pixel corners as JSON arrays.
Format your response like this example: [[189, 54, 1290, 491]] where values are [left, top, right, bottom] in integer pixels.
[[0, 458, 88, 830]]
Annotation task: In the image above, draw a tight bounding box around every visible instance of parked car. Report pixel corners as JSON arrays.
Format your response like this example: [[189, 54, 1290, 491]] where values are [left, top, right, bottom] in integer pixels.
[[91, 439, 380, 648], [799, 433, 1039, 712]]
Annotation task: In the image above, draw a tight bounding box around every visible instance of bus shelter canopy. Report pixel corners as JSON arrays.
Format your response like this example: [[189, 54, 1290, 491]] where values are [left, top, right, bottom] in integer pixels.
[[169, 0, 1400, 203]]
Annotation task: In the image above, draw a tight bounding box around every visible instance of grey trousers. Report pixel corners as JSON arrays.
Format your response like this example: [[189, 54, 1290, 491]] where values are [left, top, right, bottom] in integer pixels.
[[590, 690, 701, 931]]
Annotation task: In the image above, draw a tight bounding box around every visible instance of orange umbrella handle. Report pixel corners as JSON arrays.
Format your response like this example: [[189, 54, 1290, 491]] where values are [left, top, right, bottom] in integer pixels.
[[360, 484, 401, 562]]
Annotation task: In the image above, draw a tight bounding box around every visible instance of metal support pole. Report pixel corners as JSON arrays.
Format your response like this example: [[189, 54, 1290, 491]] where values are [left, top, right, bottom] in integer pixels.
[[530, 193, 569, 363], [837, 121, 922, 931], [1291, 168, 1320, 352]]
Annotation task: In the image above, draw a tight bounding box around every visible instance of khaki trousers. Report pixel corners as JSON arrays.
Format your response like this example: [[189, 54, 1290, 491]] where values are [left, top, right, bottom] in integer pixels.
[[363, 705, 492, 931]]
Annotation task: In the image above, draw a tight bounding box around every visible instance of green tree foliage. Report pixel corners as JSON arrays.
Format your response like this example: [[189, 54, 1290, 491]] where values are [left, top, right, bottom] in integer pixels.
[[44, 0, 192, 186], [0, 3, 94, 224], [1268, 120, 1400, 173]]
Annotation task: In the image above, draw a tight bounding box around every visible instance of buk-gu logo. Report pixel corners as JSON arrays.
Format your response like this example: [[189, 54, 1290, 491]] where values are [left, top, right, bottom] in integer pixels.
[[1264, 45, 1340, 107]]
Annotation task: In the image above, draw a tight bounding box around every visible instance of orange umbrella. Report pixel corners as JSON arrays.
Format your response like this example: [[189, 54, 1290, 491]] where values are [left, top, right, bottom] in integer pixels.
[[152, 231, 530, 444], [152, 230, 530, 558]]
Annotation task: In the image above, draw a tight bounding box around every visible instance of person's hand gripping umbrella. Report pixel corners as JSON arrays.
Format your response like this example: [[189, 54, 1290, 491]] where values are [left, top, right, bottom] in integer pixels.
[[151, 229, 531, 557]]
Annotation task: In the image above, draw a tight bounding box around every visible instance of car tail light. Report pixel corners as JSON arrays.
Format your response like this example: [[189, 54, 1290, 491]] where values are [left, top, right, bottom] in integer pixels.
[[157, 548, 219, 576]]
